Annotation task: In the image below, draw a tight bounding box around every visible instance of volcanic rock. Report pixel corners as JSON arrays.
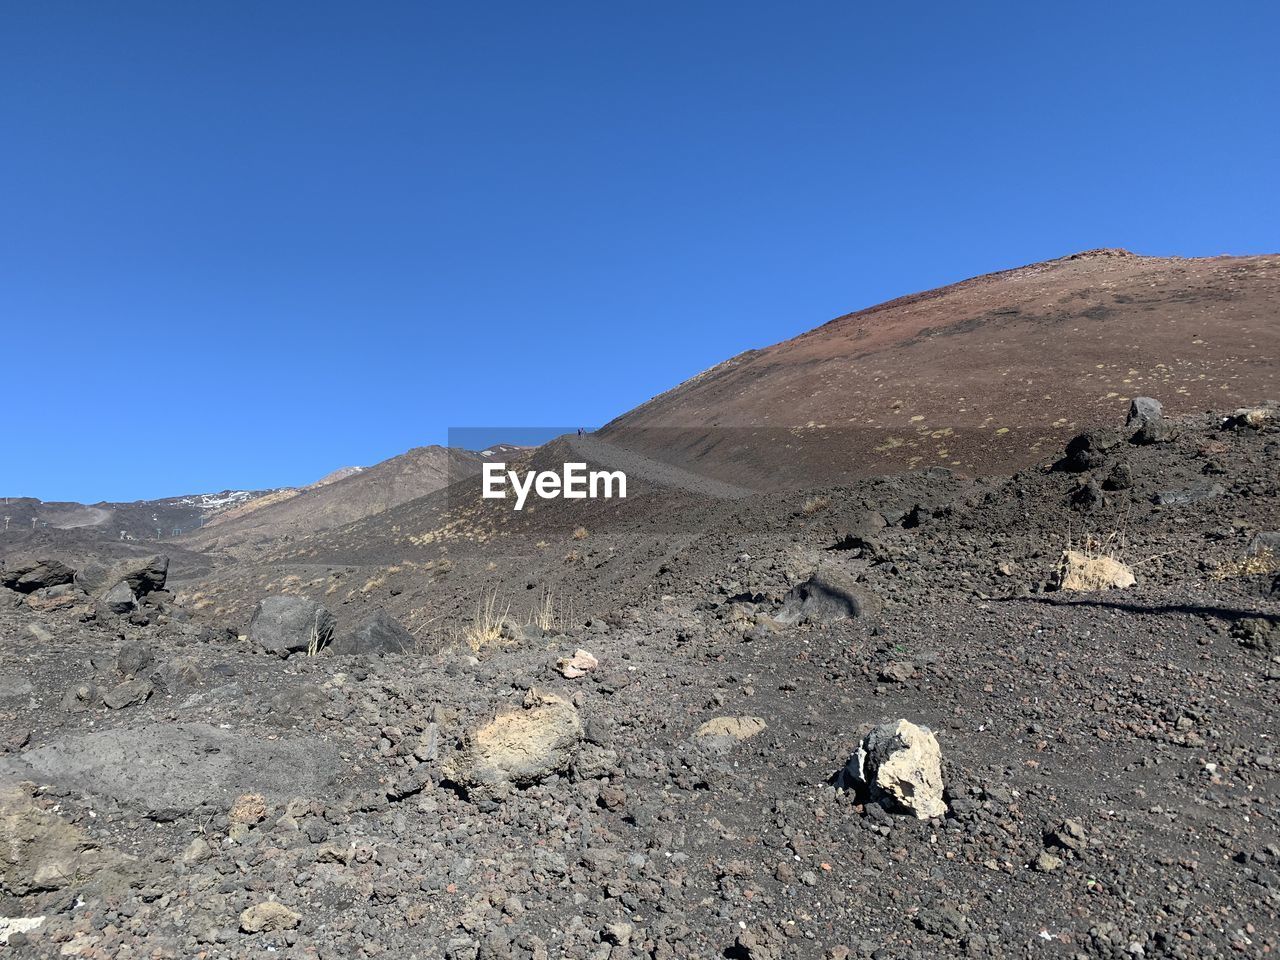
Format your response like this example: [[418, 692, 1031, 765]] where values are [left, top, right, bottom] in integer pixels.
[[0, 916, 44, 945], [0, 722, 341, 817], [777, 566, 878, 624], [328, 608, 414, 656], [59, 680, 103, 712], [1055, 431, 1119, 473], [1154, 482, 1225, 506], [443, 689, 583, 799], [1070, 478, 1105, 512], [248, 595, 335, 658], [1226, 406, 1273, 430], [1132, 418, 1177, 445], [115, 640, 154, 677], [24, 623, 55, 644], [557, 649, 599, 678], [1102, 461, 1133, 491], [75, 554, 168, 598], [0, 783, 122, 895], [1, 558, 75, 594], [102, 678, 152, 709], [1057, 550, 1135, 591], [1248, 532, 1280, 557], [878, 660, 917, 683], [100, 581, 136, 615], [1127, 396, 1163, 427], [848, 718, 946, 819], [240, 901, 301, 934]]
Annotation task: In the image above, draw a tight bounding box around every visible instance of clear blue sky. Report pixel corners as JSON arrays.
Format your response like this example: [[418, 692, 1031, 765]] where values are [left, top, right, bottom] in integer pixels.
[[3, 2, 1277, 502]]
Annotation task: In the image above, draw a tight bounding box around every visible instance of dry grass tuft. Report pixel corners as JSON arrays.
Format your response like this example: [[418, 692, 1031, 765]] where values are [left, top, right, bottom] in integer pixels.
[[461, 590, 510, 654], [801, 495, 831, 516], [528, 587, 573, 633], [572, 526, 589, 540], [306, 609, 330, 657], [1057, 525, 1136, 591]]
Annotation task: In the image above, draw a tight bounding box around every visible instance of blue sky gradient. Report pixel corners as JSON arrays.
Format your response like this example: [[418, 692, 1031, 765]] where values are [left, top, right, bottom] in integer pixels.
[[3, 2, 1278, 500]]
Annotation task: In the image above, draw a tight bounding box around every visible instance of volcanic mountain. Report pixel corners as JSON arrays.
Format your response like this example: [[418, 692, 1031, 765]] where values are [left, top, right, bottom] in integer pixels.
[[602, 248, 1280, 486], [176, 445, 489, 558]]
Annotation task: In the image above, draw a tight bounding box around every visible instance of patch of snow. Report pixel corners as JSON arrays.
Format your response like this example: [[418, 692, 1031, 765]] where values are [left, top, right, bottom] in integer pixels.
[[0, 916, 45, 944], [178, 491, 258, 511]]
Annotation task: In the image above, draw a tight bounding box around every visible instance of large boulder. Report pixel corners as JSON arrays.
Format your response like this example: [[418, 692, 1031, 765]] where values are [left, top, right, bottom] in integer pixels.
[[248, 596, 335, 659], [1, 558, 75, 594], [1126, 396, 1163, 427], [847, 719, 946, 819], [75, 555, 168, 598], [443, 689, 583, 799], [327, 608, 414, 656], [777, 566, 878, 625], [100, 581, 136, 615], [1054, 431, 1119, 472]]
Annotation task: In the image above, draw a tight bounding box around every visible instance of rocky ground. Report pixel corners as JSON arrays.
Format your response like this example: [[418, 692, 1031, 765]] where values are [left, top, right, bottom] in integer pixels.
[[0, 401, 1277, 959]]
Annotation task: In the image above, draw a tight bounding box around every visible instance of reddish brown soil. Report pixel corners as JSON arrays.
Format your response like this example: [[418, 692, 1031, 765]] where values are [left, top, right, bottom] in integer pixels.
[[604, 249, 1280, 486]]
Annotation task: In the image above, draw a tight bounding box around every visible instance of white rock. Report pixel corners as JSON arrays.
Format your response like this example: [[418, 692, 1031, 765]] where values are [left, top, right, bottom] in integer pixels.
[[850, 718, 947, 819], [557, 649, 599, 679]]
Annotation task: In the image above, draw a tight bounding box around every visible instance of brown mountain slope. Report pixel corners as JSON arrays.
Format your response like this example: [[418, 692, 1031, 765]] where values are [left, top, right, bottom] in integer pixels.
[[177, 445, 483, 557], [602, 248, 1280, 485]]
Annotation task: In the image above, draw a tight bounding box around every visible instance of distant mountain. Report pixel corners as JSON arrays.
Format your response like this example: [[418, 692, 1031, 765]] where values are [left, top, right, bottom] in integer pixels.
[[0, 489, 277, 542], [177, 445, 487, 557], [602, 249, 1280, 485]]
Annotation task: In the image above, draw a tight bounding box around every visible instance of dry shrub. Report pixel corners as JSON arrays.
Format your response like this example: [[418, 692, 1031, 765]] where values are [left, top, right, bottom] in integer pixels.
[[572, 526, 589, 540], [1213, 547, 1278, 581], [1057, 527, 1134, 591], [801, 495, 831, 516]]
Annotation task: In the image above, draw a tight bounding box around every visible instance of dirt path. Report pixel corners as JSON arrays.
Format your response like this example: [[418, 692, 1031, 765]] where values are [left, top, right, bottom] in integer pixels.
[[566, 433, 754, 500], [49, 505, 114, 529]]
